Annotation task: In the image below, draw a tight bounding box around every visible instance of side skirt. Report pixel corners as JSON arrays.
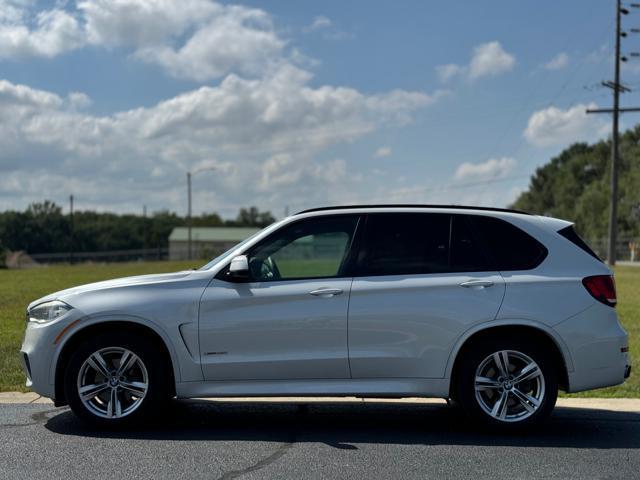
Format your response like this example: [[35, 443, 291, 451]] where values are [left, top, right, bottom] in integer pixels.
[[176, 378, 450, 399]]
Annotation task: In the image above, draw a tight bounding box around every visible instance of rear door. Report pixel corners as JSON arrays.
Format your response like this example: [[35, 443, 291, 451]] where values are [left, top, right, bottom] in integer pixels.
[[348, 213, 505, 378]]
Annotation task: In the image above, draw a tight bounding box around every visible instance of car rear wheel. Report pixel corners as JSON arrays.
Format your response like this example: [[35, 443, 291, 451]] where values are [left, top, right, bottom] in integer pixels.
[[64, 332, 168, 426], [456, 336, 558, 430]]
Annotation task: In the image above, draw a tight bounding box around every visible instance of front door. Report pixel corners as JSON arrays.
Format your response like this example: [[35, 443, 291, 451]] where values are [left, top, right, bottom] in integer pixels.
[[348, 213, 506, 378], [199, 214, 361, 381]]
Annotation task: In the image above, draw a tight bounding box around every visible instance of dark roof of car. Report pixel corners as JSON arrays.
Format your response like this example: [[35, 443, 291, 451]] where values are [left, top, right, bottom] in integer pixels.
[[296, 204, 531, 216]]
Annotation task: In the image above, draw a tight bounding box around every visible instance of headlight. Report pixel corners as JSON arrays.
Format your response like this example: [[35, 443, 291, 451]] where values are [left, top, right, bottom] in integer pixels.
[[28, 301, 72, 324]]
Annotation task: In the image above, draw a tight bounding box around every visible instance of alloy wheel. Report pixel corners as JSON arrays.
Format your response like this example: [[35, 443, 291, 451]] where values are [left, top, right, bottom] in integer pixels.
[[77, 347, 149, 419], [474, 349, 545, 423]]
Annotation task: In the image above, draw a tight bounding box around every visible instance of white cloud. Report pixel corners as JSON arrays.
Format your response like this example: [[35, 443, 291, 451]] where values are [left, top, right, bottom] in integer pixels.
[[0, 79, 62, 108], [436, 41, 515, 82], [544, 52, 569, 70], [311, 158, 348, 184], [130, 4, 285, 81], [374, 146, 392, 158], [0, 1, 451, 213], [0, 1, 288, 81], [78, 0, 219, 48], [454, 157, 516, 181], [524, 103, 608, 147], [0, 7, 84, 58], [303, 15, 332, 33], [67, 91, 92, 109], [469, 41, 515, 79], [302, 14, 352, 40], [436, 63, 464, 82], [258, 153, 301, 191], [137, 30, 282, 81], [0, 70, 441, 213], [377, 177, 524, 209], [365, 88, 449, 125], [0, 1, 29, 24]]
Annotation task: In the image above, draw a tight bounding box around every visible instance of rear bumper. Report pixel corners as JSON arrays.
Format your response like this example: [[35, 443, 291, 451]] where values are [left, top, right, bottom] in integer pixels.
[[554, 303, 629, 393]]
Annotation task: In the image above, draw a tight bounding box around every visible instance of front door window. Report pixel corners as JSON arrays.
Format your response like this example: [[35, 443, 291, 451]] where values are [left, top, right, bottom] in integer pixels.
[[247, 215, 359, 281]]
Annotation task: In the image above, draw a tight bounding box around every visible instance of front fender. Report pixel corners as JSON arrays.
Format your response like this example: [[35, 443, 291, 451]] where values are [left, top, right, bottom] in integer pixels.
[[49, 313, 194, 387]]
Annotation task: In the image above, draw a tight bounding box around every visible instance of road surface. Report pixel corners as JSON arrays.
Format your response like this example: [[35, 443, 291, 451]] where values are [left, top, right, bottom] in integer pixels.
[[0, 399, 638, 479]]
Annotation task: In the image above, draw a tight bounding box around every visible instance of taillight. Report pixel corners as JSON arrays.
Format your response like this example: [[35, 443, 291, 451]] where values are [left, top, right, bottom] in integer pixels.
[[582, 275, 617, 307]]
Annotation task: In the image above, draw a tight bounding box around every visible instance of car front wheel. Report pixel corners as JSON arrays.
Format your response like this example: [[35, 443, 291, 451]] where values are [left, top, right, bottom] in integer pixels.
[[64, 332, 168, 426]]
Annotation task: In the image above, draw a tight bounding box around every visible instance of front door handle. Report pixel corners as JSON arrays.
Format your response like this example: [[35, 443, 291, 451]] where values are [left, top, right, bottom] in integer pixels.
[[309, 288, 343, 297], [459, 280, 494, 289]]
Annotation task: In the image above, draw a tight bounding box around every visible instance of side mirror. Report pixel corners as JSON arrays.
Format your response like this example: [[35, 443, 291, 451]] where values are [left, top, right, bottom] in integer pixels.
[[228, 255, 249, 278]]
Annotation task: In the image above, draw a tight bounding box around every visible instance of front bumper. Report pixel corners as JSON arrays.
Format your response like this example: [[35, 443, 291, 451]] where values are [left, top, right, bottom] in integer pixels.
[[20, 310, 83, 400]]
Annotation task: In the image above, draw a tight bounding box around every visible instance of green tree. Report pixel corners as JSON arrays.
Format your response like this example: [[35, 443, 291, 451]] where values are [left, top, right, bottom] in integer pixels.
[[0, 204, 276, 254], [231, 207, 276, 227], [512, 124, 640, 241]]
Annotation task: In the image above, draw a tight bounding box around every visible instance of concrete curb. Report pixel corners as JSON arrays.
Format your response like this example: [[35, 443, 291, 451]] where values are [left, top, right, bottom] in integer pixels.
[[1, 392, 639, 412], [0, 392, 53, 404]]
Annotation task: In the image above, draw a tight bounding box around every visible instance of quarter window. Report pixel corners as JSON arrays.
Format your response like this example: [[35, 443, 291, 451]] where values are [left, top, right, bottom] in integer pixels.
[[469, 215, 547, 270], [557, 225, 601, 261]]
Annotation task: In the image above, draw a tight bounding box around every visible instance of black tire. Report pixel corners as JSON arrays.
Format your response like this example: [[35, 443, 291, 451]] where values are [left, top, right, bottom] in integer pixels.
[[64, 331, 169, 427], [456, 334, 558, 432]]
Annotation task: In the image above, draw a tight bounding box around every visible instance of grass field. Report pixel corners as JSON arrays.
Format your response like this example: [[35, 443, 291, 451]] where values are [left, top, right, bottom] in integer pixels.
[[0, 262, 637, 396], [0, 261, 196, 392]]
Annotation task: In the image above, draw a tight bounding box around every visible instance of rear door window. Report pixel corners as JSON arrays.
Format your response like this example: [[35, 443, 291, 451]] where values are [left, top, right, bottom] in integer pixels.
[[359, 213, 491, 276], [361, 213, 450, 276], [450, 215, 491, 272]]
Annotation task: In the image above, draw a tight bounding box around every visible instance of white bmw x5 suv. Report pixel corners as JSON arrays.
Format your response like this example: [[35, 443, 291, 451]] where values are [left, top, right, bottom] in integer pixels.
[[21, 205, 630, 429]]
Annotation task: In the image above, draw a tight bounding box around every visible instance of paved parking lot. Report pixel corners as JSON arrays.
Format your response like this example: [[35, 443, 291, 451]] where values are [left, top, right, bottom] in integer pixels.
[[0, 399, 639, 479]]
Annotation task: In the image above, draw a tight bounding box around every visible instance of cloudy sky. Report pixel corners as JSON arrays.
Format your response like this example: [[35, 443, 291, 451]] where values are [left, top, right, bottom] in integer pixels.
[[0, 0, 634, 217]]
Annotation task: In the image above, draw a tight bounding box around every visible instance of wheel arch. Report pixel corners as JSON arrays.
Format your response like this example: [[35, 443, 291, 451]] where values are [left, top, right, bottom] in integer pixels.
[[446, 320, 573, 397], [53, 316, 179, 405]]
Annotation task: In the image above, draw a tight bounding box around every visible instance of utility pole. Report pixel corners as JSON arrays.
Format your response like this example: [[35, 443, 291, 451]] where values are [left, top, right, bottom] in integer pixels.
[[609, 0, 622, 267], [586, 0, 640, 265], [142, 204, 148, 255], [186, 166, 217, 260], [187, 172, 192, 261], [69, 194, 74, 264]]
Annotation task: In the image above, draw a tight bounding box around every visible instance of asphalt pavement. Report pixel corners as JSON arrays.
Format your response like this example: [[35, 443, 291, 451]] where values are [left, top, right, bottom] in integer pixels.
[[0, 399, 639, 479]]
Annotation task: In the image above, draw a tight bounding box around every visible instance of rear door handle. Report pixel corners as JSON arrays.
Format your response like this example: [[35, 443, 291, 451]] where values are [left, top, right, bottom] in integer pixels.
[[309, 288, 343, 297], [459, 280, 494, 289]]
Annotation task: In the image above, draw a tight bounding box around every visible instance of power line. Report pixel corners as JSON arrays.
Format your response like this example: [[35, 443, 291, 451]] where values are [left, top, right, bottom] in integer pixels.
[[468, 17, 617, 205], [392, 174, 530, 197]]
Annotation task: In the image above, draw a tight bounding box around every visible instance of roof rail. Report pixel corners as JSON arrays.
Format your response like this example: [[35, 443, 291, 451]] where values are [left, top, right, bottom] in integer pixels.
[[296, 204, 531, 215]]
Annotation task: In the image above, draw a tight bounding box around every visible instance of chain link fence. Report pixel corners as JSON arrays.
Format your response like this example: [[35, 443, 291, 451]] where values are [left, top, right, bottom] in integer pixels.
[[585, 237, 640, 263], [29, 247, 169, 265]]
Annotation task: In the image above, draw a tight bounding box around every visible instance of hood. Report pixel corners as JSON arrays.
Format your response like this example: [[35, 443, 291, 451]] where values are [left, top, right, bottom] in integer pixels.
[[28, 271, 194, 310]]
